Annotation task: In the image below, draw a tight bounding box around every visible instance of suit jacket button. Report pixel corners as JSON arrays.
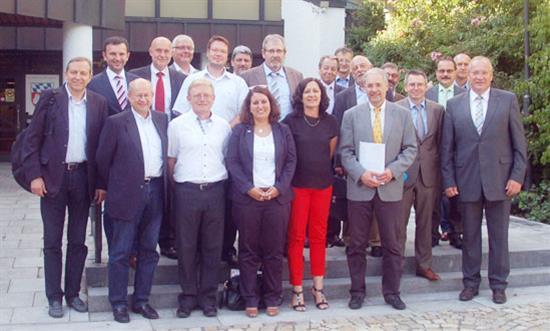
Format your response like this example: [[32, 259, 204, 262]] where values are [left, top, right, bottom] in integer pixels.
[[140, 185, 144, 189]]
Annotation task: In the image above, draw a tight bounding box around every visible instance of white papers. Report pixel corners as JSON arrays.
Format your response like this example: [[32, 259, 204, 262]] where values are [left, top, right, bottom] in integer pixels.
[[359, 142, 385, 173]]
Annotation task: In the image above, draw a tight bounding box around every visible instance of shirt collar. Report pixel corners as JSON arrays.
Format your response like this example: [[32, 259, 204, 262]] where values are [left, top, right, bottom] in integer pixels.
[[336, 75, 350, 83], [408, 97, 425, 110], [131, 107, 152, 121], [263, 62, 285, 78], [321, 80, 335, 90], [203, 67, 230, 81], [470, 87, 491, 102], [438, 84, 454, 93], [368, 101, 386, 112], [65, 83, 87, 104], [151, 64, 169, 76], [106, 67, 125, 81]]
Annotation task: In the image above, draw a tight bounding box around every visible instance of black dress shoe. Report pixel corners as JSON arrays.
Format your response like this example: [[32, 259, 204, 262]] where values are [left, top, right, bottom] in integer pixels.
[[449, 235, 463, 250], [203, 306, 217, 317], [431, 236, 440, 247], [328, 236, 346, 247], [113, 306, 130, 323], [160, 246, 178, 260], [176, 305, 192, 318], [48, 300, 64, 318], [492, 289, 507, 304], [459, 287, 479, 301], [348, 296, 364, 310], [384, 295, 406, 310], [370, 246, 383, 257], [66, 296, 88, 312], [223, 253, 239, 269], [132, 303, 159, 319]]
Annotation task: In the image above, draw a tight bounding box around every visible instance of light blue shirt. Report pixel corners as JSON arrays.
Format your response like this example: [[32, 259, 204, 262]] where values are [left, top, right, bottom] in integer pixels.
[[355, 85, 368, 105], [437, 84, 454, 108], [408, 98, 428, 137], [64, 84, 87, 163], [263, 63, 291, 120], [336, 75, 351, 88]]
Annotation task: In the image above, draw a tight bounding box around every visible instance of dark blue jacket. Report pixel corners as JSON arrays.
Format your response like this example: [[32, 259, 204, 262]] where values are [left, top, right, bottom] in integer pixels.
[[87, 69, 139, 116]]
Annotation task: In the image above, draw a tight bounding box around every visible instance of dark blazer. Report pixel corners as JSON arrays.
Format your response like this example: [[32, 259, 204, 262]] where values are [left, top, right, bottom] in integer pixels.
[[129, 65, 186, 112], [396, 98, 445, 190], [240, 64, 303, 96], [87, 69, 139, 116], [426, 84, 466, 104], [334, 85, 358, 128], [22, 86, 108, 199], [441, 88, 527, 202], [225, 122, 297, 205], [96, 109, 169, 221]]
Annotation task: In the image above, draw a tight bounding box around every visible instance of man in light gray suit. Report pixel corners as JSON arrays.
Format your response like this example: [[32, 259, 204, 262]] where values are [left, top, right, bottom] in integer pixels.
[[441, 56, 527, 304], [239, 34, 303, 120], [340, 68, 417, 310], [397, 70, 444, 282]]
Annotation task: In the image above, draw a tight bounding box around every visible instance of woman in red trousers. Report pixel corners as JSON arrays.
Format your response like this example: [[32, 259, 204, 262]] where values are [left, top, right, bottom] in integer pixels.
[[282, 77, 338, 311]]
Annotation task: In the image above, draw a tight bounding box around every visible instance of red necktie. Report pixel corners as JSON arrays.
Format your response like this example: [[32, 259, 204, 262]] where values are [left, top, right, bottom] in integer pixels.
[[155, 71, 165, 112]]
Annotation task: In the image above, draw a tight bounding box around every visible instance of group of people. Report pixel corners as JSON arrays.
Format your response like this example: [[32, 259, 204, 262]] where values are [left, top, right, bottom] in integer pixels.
[[21, 31, 527, 323]]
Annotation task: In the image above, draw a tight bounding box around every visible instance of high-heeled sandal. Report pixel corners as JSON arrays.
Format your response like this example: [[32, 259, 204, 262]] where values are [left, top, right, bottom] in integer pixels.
[[311, 286, 329, 310], [290, 289, 306, 312], [245, 307, 258, 318], [266, 306, 279, 316]]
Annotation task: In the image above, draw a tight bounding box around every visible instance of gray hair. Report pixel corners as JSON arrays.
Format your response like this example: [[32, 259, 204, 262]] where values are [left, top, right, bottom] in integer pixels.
[[262, 34, 286, 50], [171, 34, 195, 49], [128, 78, 154, 95], [364, 68, 389, 85], [232, 45, 252, 61]]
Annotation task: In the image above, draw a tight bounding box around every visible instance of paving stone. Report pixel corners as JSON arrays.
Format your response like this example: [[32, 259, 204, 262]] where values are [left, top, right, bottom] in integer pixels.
[[8, 278, 44, 293], [11, 306, 70, 324], [0, 292, 35, 308], [0, 308, 13, 324], [12, 257, 43, 268]]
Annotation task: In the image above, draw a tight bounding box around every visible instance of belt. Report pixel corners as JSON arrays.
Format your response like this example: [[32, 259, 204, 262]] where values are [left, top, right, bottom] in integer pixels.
[[144, 176, 162, 184], [64, 162, 86, 171], [182, 180, 224, 191]]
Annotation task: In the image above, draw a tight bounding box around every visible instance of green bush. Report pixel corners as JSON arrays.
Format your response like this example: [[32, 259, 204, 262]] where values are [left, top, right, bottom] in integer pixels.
[[515, 180, 550, 224]]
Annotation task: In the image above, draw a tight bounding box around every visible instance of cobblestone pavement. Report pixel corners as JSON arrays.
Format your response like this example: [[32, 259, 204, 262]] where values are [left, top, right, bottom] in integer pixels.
[[1, 162, 550, 331]]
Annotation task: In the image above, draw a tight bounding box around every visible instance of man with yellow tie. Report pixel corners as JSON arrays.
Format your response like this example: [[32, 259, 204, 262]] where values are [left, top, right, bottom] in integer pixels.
[[339, 68, 417, 311]]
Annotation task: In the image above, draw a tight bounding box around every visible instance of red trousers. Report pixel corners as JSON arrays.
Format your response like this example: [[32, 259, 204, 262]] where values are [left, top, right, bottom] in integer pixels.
[[287, 186, 333, 286]]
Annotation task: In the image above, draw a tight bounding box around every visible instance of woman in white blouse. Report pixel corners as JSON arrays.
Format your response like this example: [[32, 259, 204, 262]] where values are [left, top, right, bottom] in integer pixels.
[[225, 86, 296, 318]]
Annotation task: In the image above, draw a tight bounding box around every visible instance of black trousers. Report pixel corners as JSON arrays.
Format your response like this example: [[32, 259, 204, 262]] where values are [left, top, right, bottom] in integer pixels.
[[174, 181, 225, 309], [40, 167, 89, 304], [222, 196, 237, 259], [461, 197, 511, 290], [233, 199, 290, 308], [346, 194, 403, 298], [159, 184, 175, 250]]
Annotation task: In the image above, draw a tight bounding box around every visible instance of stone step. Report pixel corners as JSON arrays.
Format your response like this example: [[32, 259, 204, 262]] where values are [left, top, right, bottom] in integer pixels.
[[87, 266, 550, 312], [85, 249, 550, 287]]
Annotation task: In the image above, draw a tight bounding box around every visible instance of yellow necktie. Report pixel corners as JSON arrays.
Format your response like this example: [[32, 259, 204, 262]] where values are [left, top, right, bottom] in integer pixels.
[[373, 106, 383, 143]]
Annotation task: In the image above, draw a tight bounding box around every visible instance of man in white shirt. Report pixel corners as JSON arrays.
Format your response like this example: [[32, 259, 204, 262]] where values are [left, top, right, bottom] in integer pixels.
[[168, 79, 231, 318], [172, 35, 248, 126], [170, 34, 199, 76], [318, 55, 344, 115]]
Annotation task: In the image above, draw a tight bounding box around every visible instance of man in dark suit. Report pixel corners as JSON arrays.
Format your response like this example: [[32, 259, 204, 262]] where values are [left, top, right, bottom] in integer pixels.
[[240, 34, 303, 120], [441, 56, 527, 304], [396, 70, 444, 282], [23, 57, 107, 318], [96, 78, 168, 323], [334, 47, 354, 88], [88, 36, 139, 117], [130, 36, 186, 119], [382, 62, 405, 102], [318, 55, 344, 115], [87, 36, 139, 248], [340, 68, 417, 310], [453, 53, 471, 90], [130, 36, 186, 259], [426, 56, 467, 249]]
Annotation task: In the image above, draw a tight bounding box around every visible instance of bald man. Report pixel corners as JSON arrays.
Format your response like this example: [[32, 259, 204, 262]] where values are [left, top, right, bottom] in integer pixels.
[[441, 56, 527, 304], [97, 78, 169, 322], [454, 53, 471, 89], [130, 37, 186, 259]]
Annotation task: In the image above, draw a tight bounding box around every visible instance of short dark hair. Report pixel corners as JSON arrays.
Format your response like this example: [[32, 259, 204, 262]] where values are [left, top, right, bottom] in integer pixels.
[[291, 78, 330, 117], [240, 86, 281, 124], [334, 47, 353, 56], [207, 35, 230, 51], [318, 55, 339, 70], [404, 69, 428, 84], [382, 62, 398, 71], [103, 36, 129, 53], [436, 56, 456, 69]]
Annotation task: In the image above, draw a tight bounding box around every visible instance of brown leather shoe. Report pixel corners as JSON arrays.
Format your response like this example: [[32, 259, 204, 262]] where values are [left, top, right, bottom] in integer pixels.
[[459, 287, 479, 301], [492, 289, 507, 304], [416, 268, 441, 281]]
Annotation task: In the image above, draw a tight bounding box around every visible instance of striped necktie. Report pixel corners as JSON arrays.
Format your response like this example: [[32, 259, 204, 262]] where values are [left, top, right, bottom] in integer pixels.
[[114, 75, 127, 110], [373, 106, 383, 143], [269, 72, 281, 105], [413, 105, 426, 140]]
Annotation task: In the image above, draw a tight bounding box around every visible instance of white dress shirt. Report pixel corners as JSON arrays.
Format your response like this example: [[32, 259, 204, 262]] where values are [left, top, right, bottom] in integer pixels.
[[469, 88, 490, 128], [172, 68, 249, 122], [150, 64, 171, 114], [131, 108, 163, 178], [106, 67, 126, 96], [368, 101, 386, 136], [168, 111, 231, 183], [321, 80, 336, 114], [253, 132, 276, 187], [172, 62, 199, 75], [65, 84, 87, 163]]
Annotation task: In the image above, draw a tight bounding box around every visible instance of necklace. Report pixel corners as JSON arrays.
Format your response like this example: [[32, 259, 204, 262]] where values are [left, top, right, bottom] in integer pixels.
[[303, 115, 321, 127]]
